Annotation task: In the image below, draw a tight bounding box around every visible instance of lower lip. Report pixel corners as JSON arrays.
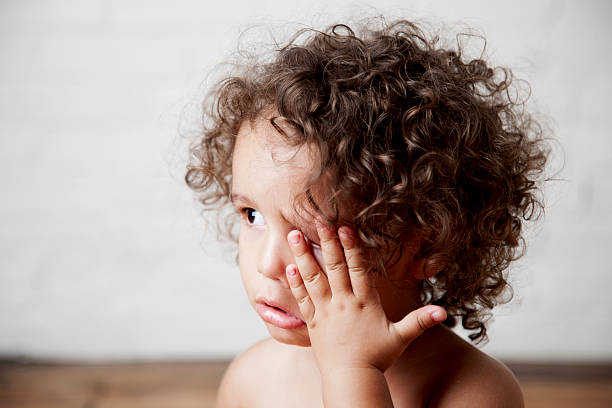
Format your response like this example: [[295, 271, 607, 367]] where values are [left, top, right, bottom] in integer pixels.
[[255, 303, 306, 329]]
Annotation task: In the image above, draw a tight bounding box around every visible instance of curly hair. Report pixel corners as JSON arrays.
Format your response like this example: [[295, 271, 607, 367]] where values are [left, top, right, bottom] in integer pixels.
[[185, 19, 549, 343]]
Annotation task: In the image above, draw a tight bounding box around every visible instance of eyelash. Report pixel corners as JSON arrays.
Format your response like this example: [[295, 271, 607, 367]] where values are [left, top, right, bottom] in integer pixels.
[[240, 207, 261, 225], [239, 207, 319, 246]]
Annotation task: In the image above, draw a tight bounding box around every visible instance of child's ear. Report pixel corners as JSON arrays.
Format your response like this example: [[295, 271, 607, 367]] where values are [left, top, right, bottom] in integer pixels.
[[402, 238, 445, 280], [412, 257, 446, 280]]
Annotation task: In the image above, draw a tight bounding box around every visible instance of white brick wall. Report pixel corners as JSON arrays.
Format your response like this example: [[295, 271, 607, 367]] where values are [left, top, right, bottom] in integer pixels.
[[1, 0, 611, 361]]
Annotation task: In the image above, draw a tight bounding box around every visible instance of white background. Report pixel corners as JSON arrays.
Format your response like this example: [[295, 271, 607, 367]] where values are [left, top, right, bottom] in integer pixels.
[[1, 0, 611, 362]]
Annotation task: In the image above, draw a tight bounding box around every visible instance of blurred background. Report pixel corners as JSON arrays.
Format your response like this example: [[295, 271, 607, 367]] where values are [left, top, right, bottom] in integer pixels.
[[1, 0, 611, 368]]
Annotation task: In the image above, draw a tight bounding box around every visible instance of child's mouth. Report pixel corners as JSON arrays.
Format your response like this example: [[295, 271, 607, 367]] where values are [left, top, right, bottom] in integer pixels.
[[255, 301, 305, 329]]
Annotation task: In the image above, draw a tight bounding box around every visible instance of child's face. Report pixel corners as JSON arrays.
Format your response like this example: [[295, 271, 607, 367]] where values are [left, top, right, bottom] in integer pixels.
[[231, 117, 316, 346], [231, 115, 423, 347]]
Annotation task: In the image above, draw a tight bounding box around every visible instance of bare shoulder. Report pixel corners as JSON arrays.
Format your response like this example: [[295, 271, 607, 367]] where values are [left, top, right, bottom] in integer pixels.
[[216, 338, 286, 408], [433, 352, 524, 408], [429, 333, 524, 408]]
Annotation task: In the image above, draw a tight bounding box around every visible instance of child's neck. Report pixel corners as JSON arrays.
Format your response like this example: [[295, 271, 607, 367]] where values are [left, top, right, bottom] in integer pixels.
[[375, 274, 424, 323]]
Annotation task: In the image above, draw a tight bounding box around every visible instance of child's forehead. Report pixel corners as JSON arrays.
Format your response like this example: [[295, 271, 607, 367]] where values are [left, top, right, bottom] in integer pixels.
[[234, 116, 318, 172], [232, 117, 314, 198]]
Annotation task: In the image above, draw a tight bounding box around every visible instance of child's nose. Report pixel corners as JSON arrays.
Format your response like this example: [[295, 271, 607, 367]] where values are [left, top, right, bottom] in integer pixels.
[[257, 233, 292, 283]]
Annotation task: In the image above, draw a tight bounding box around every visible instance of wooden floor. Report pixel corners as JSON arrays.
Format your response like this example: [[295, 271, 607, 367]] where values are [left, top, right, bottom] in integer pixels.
[[1, 361, 611, 407]]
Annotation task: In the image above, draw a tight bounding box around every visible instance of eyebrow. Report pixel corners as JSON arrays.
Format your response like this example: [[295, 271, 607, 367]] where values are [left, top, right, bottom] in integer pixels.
[[230, 193, 254, 207]]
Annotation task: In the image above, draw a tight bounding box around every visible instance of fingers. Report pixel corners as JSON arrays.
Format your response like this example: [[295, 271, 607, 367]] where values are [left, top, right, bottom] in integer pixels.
[[285, 264, 315, 322], [287, 230, 331, 305], [337, 226, 376, 300], [394, 305, 446, 345], [286, 224, 376, 323], [315, 221, 353, 296]]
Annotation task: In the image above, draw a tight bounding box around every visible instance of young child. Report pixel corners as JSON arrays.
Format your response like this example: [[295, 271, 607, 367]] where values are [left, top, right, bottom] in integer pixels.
[[186, 19, 548, 407]]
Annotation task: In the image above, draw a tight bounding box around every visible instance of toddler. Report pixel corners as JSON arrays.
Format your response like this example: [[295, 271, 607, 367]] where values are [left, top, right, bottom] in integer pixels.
[[186, 19, 548, 407]]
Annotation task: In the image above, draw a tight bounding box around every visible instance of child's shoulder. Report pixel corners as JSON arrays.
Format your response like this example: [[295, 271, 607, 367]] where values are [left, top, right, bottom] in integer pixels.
[[215, 338, 320, 408], [217, 332, 523, 408], [215, 338, 277, 408], [222, 337, 284, 373], [435, 351, 524, 407], [419, 328, 524, 407]]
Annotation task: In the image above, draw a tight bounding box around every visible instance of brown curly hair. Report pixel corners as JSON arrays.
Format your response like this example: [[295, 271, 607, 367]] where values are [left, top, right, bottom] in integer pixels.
[[185, 20, 549, 343]]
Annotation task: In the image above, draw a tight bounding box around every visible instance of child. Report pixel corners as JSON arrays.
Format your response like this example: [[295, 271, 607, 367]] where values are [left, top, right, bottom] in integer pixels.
[[186, 18, 548, 407]]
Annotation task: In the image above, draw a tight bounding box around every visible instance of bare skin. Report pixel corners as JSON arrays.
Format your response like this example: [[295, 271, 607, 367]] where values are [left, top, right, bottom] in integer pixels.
[[217, 327, 523, 407], [217, 117, 524, 408]]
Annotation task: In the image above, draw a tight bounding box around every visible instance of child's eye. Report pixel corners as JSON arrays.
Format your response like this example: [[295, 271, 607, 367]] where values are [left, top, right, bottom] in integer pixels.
[[243, 208, 265, 226]]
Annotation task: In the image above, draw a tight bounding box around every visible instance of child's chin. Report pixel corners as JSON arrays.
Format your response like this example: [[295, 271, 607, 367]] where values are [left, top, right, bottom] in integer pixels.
[[266, 324, 311, 347]]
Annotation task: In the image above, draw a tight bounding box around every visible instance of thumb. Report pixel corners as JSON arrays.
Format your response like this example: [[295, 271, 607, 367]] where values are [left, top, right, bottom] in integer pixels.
[[393, 305, 447, 345]]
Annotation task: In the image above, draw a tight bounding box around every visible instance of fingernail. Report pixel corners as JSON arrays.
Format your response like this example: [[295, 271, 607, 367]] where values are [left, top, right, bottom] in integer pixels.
[[338, 226, 352, 240], [315, 219, 329, 231], [288, 231, 301, 245], [286, 265, 297, 276], [431, 310, 444, 322]]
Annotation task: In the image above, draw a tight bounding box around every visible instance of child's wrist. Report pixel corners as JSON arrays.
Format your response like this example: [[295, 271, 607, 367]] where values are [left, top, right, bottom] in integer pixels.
[[320, 364, 385, 383], [320, 366, 393, 408]]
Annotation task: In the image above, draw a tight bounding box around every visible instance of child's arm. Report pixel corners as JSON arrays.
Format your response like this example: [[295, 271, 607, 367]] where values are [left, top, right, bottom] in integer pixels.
[[286, 223, 446, 407]]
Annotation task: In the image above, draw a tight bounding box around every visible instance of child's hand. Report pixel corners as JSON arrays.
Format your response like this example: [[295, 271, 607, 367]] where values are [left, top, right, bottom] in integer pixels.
[[286, 222, 446, 376]]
